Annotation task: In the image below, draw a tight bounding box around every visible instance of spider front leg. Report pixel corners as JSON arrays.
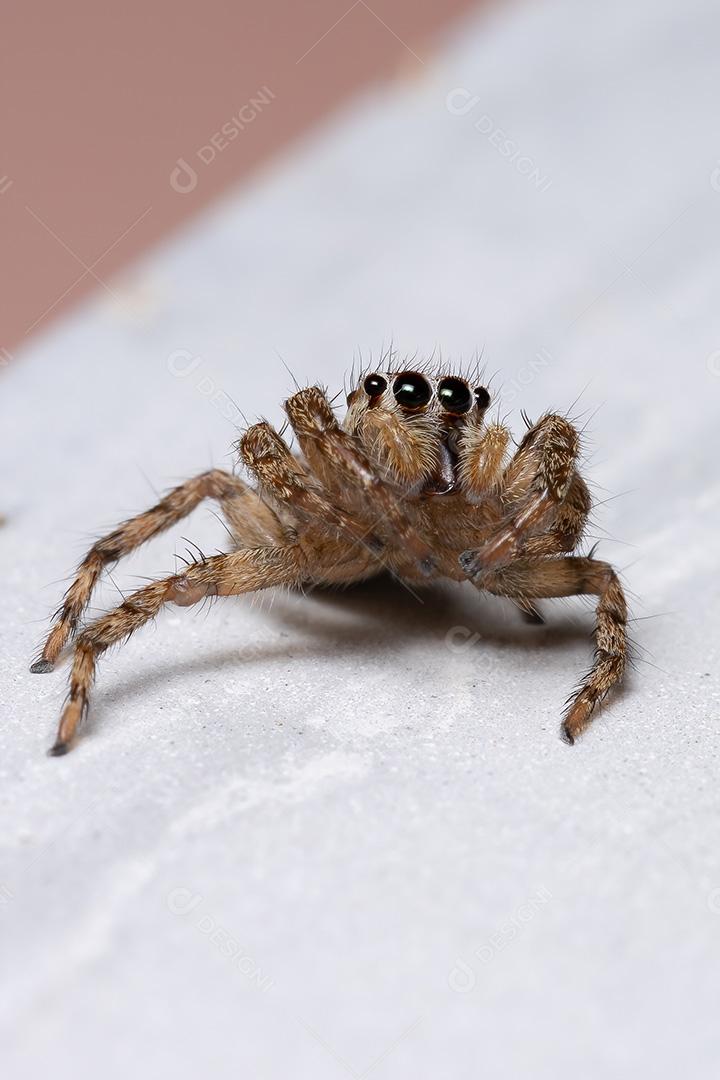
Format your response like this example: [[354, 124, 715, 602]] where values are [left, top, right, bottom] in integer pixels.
[[31, 469, 282, 672], [483, 555, 628, 742], [48, 545, 305, 755], [284, 386, 436, 573], [460, 414, 586, 580], [239, 421, 386, 558]]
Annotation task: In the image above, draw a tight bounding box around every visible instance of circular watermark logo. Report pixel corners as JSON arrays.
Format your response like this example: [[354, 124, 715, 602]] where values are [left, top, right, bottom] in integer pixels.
[[170, 157, 199, 195], [448, 958, 476, 994], [167, 349, 203, 378], [706, 350, 720, 378], [445, 626, 482, 653], [167, 887, 203, 916], [445, 88, 480, 117]]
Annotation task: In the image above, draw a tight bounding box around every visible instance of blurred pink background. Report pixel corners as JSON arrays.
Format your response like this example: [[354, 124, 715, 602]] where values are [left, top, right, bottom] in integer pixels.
[[0, 0, 480, 354]]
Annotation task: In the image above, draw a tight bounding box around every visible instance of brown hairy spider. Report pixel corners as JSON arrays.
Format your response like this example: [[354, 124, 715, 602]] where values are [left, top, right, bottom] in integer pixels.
[[32, 362, 627, 755]]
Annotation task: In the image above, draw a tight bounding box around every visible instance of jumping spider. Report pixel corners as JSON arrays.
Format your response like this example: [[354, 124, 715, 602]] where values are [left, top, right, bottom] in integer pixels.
[[32, 364, 627, 755]]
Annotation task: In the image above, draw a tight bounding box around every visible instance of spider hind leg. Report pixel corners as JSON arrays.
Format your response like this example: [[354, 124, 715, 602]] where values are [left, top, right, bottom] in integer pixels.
[[31, 469, 282, 672], [48, 545, 305, 755], [482, 555, 628, 742]]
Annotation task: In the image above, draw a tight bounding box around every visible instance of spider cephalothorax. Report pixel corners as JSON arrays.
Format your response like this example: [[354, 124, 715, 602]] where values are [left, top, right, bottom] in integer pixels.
[[32, 363, 628, 755]]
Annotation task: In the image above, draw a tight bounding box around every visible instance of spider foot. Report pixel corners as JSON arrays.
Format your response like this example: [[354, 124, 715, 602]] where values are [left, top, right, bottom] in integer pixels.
[[30, 658, 55, 674], [47, 740, 71, 757], [562, 692, 595, 745], [560, 724, 575, 746]]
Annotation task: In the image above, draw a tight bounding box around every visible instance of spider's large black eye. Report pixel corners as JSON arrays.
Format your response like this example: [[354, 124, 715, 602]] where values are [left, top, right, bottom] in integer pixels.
[[437, 376, 473, 415], [474, 386, 491, 410], [363, 373, 388, 398], [392, 371, 432, 409]]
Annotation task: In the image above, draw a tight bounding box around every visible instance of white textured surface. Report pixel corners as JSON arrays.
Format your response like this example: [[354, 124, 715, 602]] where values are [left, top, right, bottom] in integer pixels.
[[2, 0, 720, 1076]]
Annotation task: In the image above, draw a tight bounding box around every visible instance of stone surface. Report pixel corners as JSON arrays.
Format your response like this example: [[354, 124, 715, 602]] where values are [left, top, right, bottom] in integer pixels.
[[1, 0, 719, 1076]]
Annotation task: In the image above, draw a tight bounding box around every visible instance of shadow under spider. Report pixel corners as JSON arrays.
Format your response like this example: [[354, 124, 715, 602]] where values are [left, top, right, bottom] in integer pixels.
[[88, 573, 598, 732]]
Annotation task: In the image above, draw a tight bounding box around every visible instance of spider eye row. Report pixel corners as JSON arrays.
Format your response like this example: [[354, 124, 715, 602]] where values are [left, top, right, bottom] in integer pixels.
[[362, 372, 489, 415]]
